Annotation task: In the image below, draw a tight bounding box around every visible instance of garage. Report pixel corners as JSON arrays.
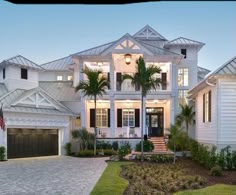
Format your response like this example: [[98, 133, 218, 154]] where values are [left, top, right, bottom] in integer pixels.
[[7, 129, 58, 159]]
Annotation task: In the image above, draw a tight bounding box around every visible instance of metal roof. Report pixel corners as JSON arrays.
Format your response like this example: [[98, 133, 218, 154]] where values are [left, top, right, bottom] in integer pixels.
[[0, 83, 8, 98], [0, 55, 44, 70], [211, 56, 236, 75], [165, 37, 205, 46], [133, 25, 168, 41], [197, 66, 211, 82], [0, 87, 76, 116], [40, 56, 74, 71], [39, 81, 81, 101]]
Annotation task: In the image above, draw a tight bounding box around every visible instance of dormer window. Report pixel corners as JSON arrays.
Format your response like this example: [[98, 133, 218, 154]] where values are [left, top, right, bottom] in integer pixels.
[[3, 68, 5, 79], [21, 68, 28, 80], [57, 75, 63, 81], [181, 49, 187, 59]]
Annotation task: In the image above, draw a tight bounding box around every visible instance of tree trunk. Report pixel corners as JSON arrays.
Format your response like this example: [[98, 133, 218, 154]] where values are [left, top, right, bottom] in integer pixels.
[[94, 96, 97, 156], [141, 92, 144, 162], [186, 121, 189, 137]]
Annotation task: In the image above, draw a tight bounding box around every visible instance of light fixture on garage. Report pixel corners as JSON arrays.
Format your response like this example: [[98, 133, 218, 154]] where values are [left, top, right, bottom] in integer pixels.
[[124, 54, 132, 65]]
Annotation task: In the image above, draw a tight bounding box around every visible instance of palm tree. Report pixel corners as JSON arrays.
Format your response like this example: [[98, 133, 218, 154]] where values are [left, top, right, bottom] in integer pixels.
[[122, 56, 162, 161], [75, 66, 109, 156], [175, 104, 195, 137]]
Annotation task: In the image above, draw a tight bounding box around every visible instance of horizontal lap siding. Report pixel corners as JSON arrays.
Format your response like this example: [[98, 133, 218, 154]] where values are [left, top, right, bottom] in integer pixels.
[[196, 86, 217, 144], [219, 79, 236, 143]]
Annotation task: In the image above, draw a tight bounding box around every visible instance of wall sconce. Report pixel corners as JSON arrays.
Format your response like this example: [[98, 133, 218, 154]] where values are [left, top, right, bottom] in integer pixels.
[[124, 54, 132, 65]]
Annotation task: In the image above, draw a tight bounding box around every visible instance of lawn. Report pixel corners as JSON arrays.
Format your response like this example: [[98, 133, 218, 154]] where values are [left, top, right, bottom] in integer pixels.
[[175, 184, 236, 195], [90, 161, 133, 195]]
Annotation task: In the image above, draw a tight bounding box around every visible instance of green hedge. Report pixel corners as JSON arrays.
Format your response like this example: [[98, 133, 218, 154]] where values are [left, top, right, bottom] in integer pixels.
[[135, 140, 154, 152]]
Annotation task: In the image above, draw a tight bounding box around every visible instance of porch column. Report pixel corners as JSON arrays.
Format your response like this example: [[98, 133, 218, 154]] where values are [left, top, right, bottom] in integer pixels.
[[109, 60, 115, 137], [170, 62, 177, 125]]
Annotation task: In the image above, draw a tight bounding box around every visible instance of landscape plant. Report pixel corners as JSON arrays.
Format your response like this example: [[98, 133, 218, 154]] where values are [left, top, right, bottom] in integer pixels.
[[135, 140, 154, 152], [0, 146, 6, 161]]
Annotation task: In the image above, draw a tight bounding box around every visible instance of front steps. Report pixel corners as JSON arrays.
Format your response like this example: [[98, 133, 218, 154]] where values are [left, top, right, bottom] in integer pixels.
[[149, 137, 167, 152]]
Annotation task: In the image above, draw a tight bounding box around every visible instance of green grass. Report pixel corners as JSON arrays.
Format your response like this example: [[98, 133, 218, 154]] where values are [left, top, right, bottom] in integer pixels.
[[90, 161, 133, 195], [175, 184, 236, 195]]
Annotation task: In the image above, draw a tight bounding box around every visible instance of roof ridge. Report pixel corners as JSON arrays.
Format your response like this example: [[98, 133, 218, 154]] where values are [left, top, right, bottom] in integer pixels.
[[17, 55, 45, 70], [168, 37, 205, 45]]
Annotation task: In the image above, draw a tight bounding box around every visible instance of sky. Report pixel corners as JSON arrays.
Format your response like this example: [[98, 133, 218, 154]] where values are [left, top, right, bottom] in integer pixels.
[[0, 1, 235, 72]]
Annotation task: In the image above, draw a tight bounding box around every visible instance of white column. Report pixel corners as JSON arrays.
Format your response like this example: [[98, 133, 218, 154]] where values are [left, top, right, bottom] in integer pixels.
[[109, 60, 115, 137], [170, 62, 177, 125]]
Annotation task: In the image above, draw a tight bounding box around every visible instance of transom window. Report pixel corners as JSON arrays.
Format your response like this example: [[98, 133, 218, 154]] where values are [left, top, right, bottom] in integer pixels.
[[96, 109, 108, 127], [122, 109, 135, 127], [178, 68, 189, 87], [57, 75, 63, 81], [178, 89, 188, 107]]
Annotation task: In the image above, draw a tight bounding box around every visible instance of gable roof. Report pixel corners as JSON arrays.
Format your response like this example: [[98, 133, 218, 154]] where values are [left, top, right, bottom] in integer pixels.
[[0, 87, 76, 116], [165, 37, 205, 48], [0, 83, 8, 98], [133, 25, 167, 41], [198, 66, 211, 82], [0, 55, 44, 71]]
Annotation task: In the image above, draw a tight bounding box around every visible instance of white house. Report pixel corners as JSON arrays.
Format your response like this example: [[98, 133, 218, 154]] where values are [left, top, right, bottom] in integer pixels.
[[0, 25, 209, 158], [188, 56, 236, 150]]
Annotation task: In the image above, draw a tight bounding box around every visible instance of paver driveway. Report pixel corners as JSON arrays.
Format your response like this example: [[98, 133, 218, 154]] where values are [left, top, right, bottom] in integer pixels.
[[0, 156, 108, 195]]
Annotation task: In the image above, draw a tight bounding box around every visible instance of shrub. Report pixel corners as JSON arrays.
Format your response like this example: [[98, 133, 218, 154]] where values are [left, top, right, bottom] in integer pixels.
[[72, 128, 95, 150], [96, 141, 112, 150], [135, 140, 154, 152], [77, 149, 94, 157], [0, 146, 6, 161], [97, 149, 117, 156], [232, 151, 236, 169], [210, 165, 223, 176], [112, 141, 119, 151], [118, 145, 131, 160], [64, 142, 71, 156]]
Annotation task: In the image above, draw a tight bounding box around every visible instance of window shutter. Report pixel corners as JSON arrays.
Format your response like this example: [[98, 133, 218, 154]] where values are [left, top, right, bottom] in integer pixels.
[[208, 91, 211, 122], [117, 109, 122, 127], [161, 73, 167, 90], [116, 72, 122, 91], [108, 109, 110, 127], [135, 109, 140, 127], [203, 94, 205, 123], [107, 73, 110, 90], [90, 109, 95, 127]]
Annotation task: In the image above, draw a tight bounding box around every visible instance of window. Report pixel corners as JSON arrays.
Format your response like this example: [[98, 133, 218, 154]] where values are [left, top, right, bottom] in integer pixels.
[[181, 49, 187, 59], [178, 89, 188, 107], [67, 75, 73, 81], [57, 75, 63, 81], [96, 109, 108, 127], [21, 68, 28, 80], [178, 68, 189, 87], [203, 91, 211, 122], [3, 68, 5, 79], [122, 109, 135, 127]]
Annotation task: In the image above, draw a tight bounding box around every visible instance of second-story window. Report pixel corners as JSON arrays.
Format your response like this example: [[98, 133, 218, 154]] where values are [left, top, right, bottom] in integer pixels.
[[181, 49, 187, 59], [3, 68, 5, 79], [21, 68, 28, 80], [67, 75, 73, 81], [178, 68, 189, 87], [122, 109, 135, 127], [178, 89, 188, 107], [57, 75, 63, 81]]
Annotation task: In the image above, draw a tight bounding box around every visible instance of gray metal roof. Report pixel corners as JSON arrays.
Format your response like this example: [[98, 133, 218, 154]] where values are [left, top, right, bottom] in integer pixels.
[[0, 55, 44, 70], [75, 42, 115, 56], [0, 87, 76, 116], [133, 25, 168, 41], [136, 39, 167, 48], [40, 56, 74, 71], [210, 56, 236, 75], [0, 83, 8, 98], [39, 81, 81, 101], [198, 66, 211, 82], [165, 37, 205, 46]]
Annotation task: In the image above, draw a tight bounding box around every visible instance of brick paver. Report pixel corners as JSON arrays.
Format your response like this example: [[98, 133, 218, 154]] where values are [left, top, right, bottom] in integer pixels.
[[0, 156, 108, 195]]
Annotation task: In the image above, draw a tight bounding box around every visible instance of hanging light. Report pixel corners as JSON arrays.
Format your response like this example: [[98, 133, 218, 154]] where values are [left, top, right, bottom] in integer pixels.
[[124, 54, 132, 65]]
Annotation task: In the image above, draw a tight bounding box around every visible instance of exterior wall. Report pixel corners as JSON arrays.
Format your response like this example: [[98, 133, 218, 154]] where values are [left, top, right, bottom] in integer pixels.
[[38, 71, 73, 82], [195, 84, 217, 145], [218, 78, 236, 150], [2, 66, 39, 91], [0, 112, 70, 158]]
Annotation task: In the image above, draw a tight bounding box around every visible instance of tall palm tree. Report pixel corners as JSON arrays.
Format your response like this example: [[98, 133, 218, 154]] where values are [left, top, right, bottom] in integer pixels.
[[175, 104, 195, 137], [75, 66, 109, 156], [122, 56, 162, 161]]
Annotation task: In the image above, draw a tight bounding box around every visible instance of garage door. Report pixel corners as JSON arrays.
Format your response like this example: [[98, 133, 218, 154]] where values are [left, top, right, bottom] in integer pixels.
[[7, 129, 58, 159]]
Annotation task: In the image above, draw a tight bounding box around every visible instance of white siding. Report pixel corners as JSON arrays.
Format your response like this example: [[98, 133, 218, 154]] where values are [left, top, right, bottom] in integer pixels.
[[218, 78, 236, 149], [195, 85, 217, 145], [39, 71, 73, 81]]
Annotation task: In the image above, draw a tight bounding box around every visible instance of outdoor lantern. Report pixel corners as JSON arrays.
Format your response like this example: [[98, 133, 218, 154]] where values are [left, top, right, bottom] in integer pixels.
[[124, 54, 132, 65]]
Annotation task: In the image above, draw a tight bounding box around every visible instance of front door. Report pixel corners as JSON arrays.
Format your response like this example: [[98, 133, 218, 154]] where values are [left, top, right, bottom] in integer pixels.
[[146, 108, 164, 137]]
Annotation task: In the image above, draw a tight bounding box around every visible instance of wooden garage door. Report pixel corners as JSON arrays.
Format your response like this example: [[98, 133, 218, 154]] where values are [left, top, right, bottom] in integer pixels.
[[7, 129, 58, 159]]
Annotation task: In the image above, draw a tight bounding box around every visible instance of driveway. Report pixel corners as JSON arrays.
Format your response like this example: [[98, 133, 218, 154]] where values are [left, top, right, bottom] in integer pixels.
[[0, 156, 108, 195]]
